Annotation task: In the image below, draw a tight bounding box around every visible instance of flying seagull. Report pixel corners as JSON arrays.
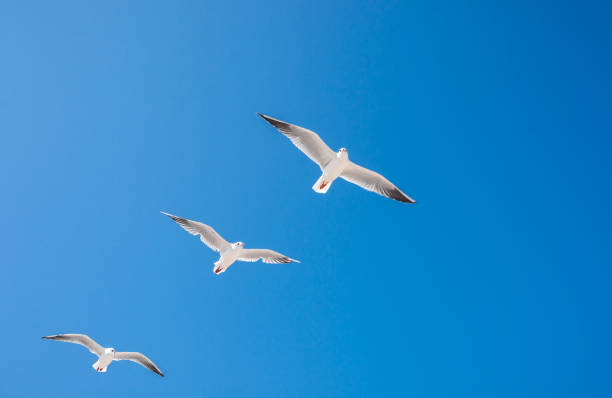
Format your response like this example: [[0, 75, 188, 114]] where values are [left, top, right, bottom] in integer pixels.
[[257, 113, 416, 203], [41, 334, 164, 377], [161, 212, 300, 274]]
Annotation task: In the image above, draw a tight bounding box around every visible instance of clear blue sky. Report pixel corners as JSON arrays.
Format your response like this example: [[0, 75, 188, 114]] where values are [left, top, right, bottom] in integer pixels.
[[1, 1, 611, 396]]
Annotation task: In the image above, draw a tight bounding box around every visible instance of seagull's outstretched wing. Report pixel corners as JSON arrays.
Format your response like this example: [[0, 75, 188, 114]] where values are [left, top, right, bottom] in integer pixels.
[[161, 212, 231, 252], [114, 351, 164, 377], [258, 113, 336, 170], [340, 161, 415, 203], [42, 334, 104, 356], [238, 249, 300, 264]]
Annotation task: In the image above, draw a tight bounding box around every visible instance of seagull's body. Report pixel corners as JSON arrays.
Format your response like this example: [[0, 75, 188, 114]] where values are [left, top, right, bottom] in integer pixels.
[[41, 334, 164, 377], [93, 348, 114, 372], [258, 113, 416, 203], [217, 243, 241, 270], [161, 212, 300, 274], [313, 147, 349, 194]]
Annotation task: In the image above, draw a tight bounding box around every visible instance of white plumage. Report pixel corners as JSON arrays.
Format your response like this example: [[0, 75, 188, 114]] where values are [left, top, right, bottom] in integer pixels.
[[161, 212, 300, 274], [41, 334, 164, 377], [258, 113, 416, 203]]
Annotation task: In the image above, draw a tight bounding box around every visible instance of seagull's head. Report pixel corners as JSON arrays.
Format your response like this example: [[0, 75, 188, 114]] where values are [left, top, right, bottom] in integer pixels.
[[338, 148, 348, 158], [106, 348, 115, 355], [235, 242, 244, 248]]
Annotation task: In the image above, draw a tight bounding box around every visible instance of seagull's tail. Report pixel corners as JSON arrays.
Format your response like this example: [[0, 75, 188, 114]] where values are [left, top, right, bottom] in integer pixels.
[[312, 175, 332, 194]]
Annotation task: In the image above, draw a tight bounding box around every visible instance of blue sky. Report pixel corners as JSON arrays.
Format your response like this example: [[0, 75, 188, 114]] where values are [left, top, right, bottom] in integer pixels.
[[1, 0, 611, 396]]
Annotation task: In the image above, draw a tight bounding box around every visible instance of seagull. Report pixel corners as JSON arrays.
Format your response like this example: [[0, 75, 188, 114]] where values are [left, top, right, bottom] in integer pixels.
[[41, 334, 164, 377], [257, 113, 416, 203], [161, 212, 300, 274]]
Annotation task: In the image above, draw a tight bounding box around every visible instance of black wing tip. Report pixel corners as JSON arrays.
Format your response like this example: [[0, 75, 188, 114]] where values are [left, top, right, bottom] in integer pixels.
[[150, 366, 165, 377], [396, 197, 416, 204], [160, 211, 180, 220], [277, 257, 300, 264], [258, 113, 277, 125], [257, 113, 291, 130], [388, 189, 416, 204]]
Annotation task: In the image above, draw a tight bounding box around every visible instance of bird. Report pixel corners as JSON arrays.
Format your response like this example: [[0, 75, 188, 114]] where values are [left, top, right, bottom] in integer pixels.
[[257, 113, 416, 203], [41, 334, 164, 377], [161, 212, 300, 274]]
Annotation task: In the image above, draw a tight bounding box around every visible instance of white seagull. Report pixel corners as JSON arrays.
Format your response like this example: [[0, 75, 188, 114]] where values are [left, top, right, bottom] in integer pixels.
[[258, 113, 416, 203], [41, 334, 164, 377], [161, 212, 300, 274]]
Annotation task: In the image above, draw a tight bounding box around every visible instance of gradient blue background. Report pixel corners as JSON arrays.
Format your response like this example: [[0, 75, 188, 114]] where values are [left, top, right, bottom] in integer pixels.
[[1, 1, 611, 396]]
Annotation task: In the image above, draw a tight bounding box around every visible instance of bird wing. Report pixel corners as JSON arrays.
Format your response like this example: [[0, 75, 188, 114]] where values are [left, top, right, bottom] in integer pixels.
[[114, 351, 164, 377], [258, 113, 336, 170], [340, 161, 415, 203], [238, 249, 300, 264], [41, 334, 104, 356], [161, 212, 231, 252]]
